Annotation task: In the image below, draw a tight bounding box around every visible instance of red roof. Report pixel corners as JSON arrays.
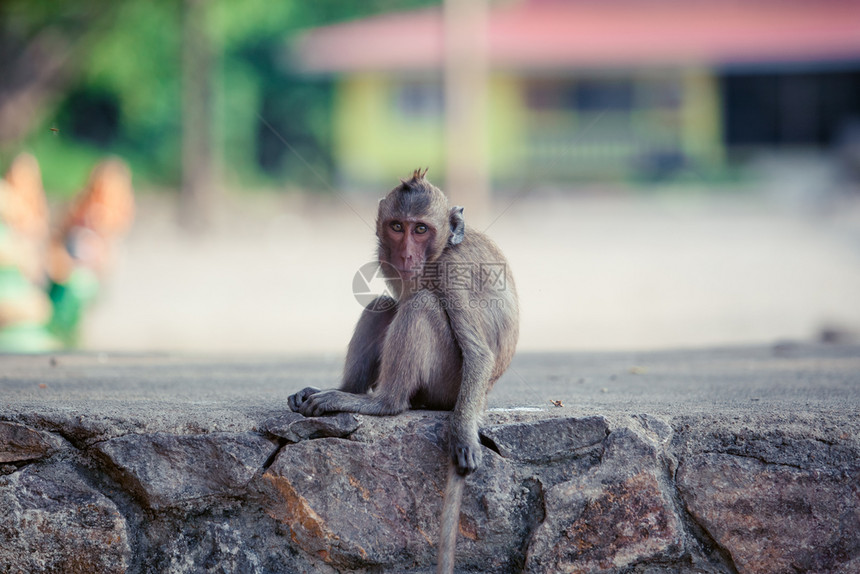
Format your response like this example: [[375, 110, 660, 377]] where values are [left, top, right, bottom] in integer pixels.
[[296, 0, 860, 72]]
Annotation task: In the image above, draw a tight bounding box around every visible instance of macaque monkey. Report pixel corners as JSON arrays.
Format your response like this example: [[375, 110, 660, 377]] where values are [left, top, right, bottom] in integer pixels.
[[289, 168, 518, 573]]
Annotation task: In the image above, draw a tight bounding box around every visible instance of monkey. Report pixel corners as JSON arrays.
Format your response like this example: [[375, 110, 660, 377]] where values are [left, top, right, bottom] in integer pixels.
[[288, 168, 518, 573]]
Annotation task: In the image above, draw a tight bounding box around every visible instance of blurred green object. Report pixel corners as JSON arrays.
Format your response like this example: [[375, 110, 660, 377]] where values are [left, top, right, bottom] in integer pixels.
[[0, 238, 59, 353], [2, 0, 438, 195], [0, 322, 58, 353], [0, 265, 33, 301], [47, 268, 100, 348]]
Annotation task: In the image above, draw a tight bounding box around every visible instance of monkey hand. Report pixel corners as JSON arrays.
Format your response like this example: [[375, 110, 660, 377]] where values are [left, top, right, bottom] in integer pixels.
[[291, 388, 351, 417], [450, 435, 482, 476], [288, 386, 322, 413]]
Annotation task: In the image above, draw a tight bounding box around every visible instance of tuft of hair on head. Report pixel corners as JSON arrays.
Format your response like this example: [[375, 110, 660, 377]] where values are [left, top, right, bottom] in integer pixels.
[[399, 167, 430, 189]]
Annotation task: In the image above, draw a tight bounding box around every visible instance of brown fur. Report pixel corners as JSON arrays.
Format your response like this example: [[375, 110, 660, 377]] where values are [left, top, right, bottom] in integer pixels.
[[288, 169, 519, 573]]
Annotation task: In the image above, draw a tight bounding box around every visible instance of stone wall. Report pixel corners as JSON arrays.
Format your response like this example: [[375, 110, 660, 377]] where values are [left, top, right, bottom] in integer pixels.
[[1, 409, 858, 573]]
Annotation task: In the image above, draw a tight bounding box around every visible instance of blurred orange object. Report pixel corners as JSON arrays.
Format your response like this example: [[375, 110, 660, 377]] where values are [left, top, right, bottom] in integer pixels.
[[0, 153, 56, 351], [49, 158, 135, 284], [0, 153, 50, 283]]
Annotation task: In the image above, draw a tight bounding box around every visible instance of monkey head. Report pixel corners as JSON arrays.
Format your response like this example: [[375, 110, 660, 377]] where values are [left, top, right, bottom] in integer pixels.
[[377, 168, 465, 281]]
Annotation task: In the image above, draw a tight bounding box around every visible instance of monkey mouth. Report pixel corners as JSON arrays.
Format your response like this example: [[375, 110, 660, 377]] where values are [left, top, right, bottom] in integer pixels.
[[391, 261, 420, 273], [395, 266, 418, 276], [393, 265, 422, 279]]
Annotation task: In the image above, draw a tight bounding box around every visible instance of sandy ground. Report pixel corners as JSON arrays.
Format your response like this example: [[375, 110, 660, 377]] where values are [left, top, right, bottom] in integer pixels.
[[82, 185, 860, 356]]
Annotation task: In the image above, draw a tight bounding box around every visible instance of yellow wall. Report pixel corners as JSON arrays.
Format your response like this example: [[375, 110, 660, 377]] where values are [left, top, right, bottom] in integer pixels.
[[334, 73, 527, 185], [334, 74, 444, 184], [486, 74, 526, 181], [680, 67, 723, 165], [333, 70, 724, 185]]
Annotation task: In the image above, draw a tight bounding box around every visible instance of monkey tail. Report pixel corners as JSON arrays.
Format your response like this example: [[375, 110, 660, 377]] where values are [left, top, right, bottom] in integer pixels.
[[436, 463, 465, 574]]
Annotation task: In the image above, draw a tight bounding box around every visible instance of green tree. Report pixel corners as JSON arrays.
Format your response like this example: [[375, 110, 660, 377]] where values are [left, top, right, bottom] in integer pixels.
[[1, 0, 438, 196]]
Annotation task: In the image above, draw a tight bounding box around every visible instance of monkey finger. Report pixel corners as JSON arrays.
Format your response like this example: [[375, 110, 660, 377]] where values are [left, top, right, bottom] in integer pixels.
[[299, 399, 322, 417], [298, 390, 336, 417], [452, 443, 482, 476], [288, 386, 321, 412]]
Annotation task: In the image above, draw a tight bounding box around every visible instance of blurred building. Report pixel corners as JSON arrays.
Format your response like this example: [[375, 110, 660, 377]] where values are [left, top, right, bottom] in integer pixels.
[[293, 0, 860, 187]]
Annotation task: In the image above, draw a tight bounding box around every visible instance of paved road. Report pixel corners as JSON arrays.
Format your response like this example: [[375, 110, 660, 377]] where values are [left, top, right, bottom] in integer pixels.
[[2, 343, 857, 436]]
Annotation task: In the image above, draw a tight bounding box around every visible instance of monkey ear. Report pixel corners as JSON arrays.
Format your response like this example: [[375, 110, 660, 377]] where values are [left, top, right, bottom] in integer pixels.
[[448, 206, 465, 246]]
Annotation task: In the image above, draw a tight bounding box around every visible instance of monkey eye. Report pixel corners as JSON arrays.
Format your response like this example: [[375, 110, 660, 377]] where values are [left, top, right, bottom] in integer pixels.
[[414, 223, 428, 234], [390, 222, 403, 232]]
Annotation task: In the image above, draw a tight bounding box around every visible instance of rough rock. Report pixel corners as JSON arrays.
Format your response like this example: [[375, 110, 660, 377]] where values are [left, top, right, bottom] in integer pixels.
[[0, 421, 63, 463], [161, 520, 266, 574], [2, 410, 858, 574], [144, 512, 327, 574], [525, 428, 683, 573], [262, 414, 532, 572], [2, 344, 859, 574], [679, 453, 860, 574], [263, 411, 360, 443], [93, 432, 278, 510], [481, 416, 608, 463], [0, 461, 131, 574], [675, 420, 860, 574]]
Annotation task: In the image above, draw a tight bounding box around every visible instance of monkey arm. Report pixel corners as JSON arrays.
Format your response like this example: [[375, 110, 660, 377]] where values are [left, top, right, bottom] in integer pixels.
[[444, 301, 495, 475], [340, 298, 396, 394], [290, 292, 457, 419]]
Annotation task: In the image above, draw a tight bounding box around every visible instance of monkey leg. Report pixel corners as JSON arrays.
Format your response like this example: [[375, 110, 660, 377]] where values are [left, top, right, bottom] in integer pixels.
[[375, 290, 462, 412]]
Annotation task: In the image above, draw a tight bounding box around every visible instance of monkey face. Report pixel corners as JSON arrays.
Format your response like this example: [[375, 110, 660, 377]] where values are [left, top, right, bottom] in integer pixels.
[[376, 169, 452, 280], [382, 218, 436, 277]]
